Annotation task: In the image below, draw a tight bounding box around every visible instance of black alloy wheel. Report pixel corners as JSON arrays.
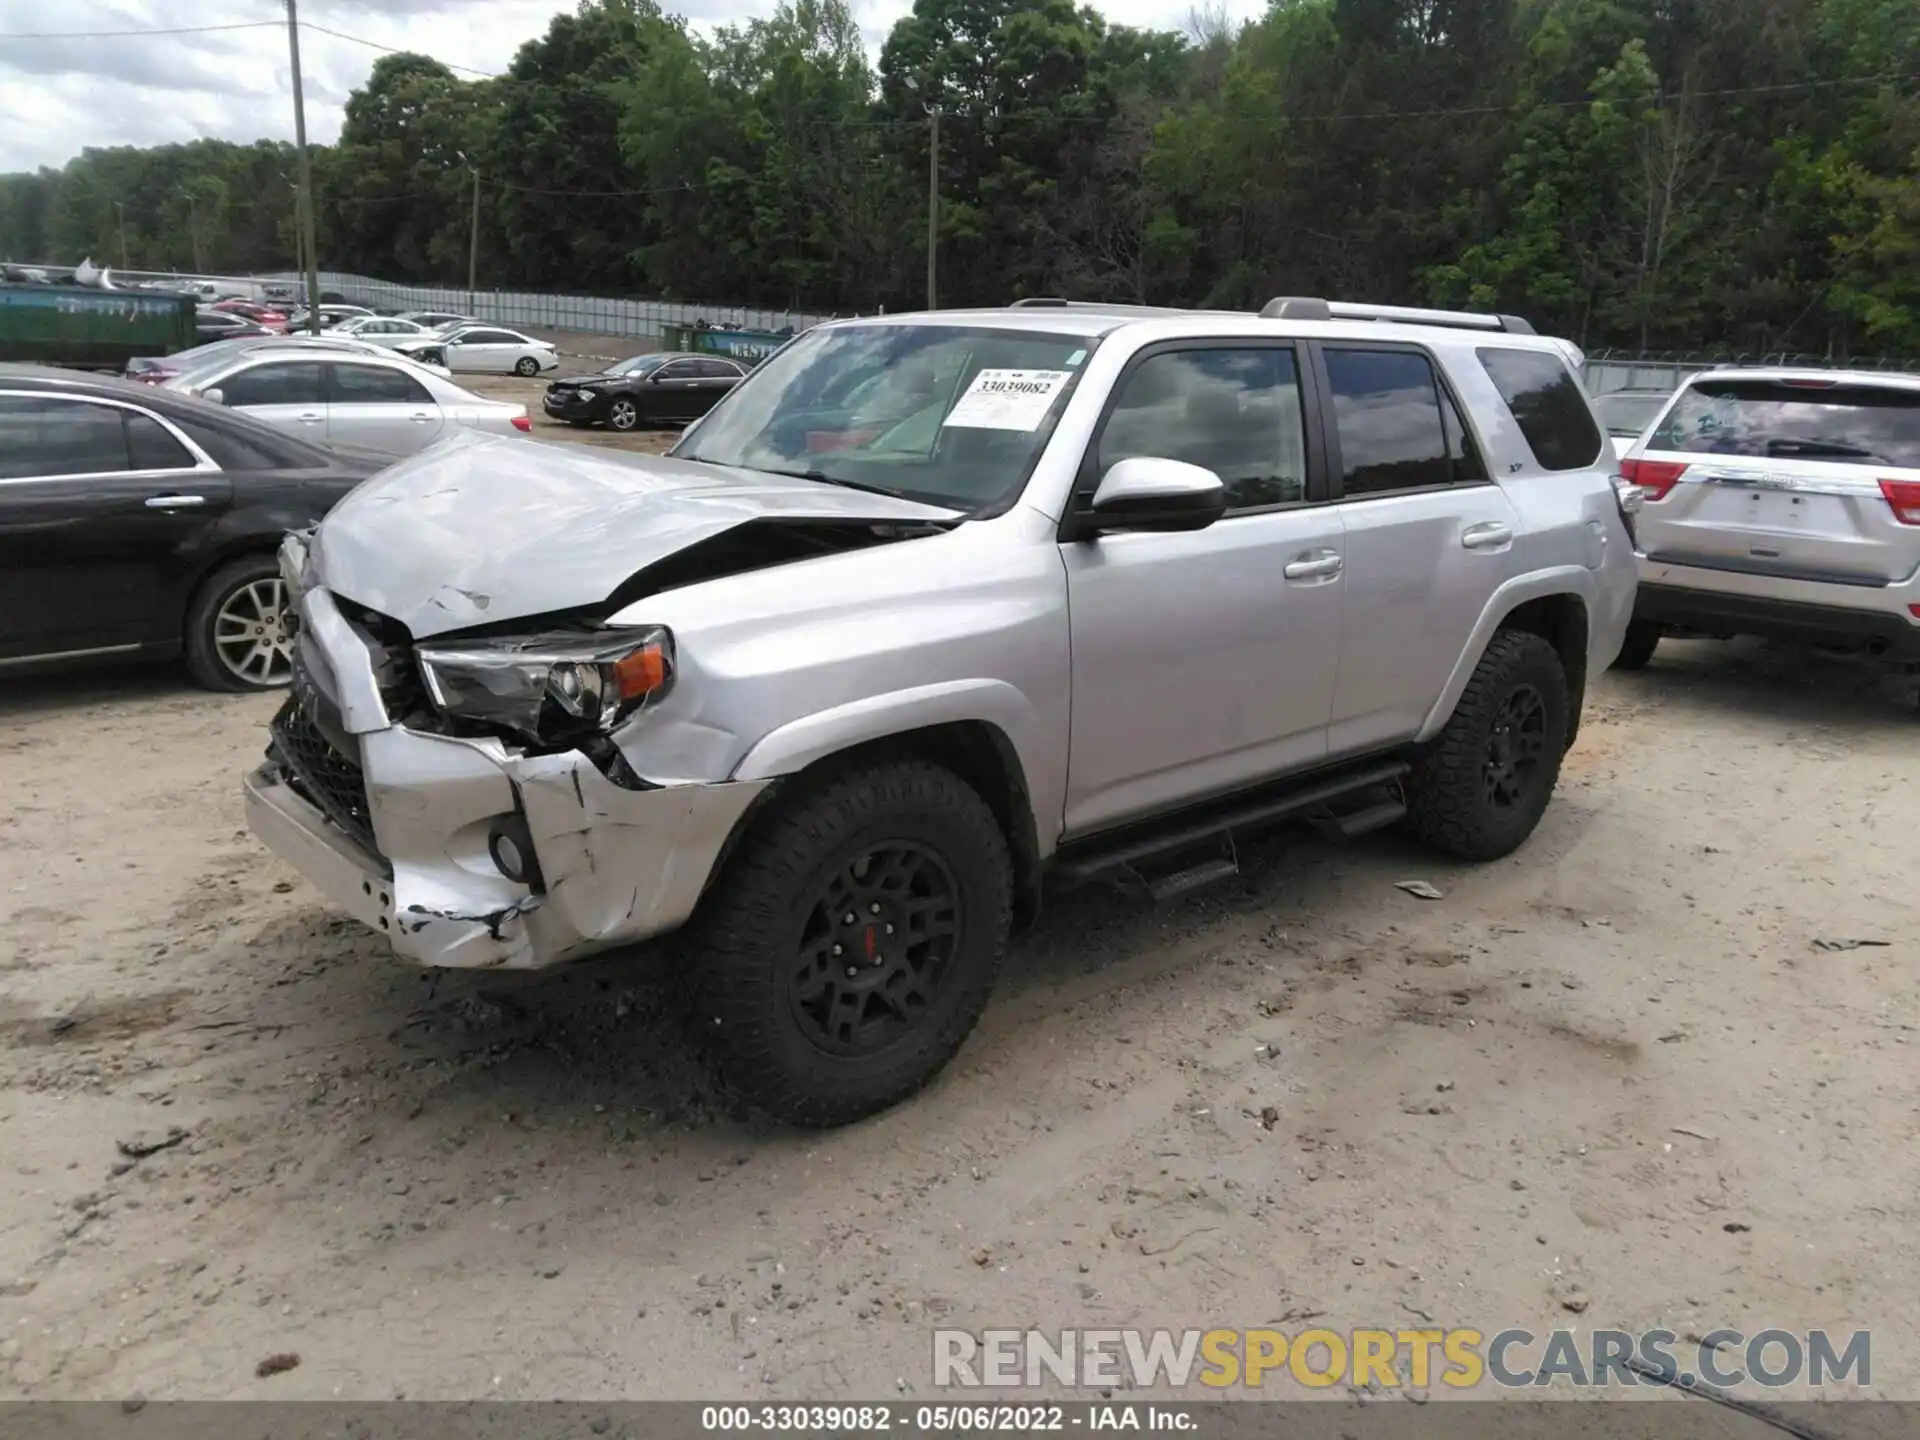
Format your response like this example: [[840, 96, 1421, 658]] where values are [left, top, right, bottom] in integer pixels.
[[788, 840, 962, 1057]]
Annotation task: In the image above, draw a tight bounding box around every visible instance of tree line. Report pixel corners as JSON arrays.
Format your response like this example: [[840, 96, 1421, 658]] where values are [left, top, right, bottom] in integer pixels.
[[2, 0, 1916, 355]]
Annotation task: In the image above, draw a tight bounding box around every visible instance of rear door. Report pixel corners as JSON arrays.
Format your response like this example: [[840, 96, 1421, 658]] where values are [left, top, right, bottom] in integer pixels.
[[213, 360, 328, 440], [0, 394, 232, 660], [1630, 377, 1920, 586], [324, 360, 444, 456], [1313, 342, 1523, 756]]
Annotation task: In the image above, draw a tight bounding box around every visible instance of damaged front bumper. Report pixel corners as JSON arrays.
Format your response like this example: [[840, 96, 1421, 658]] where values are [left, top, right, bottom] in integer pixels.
[[244, 587, 769, 970]]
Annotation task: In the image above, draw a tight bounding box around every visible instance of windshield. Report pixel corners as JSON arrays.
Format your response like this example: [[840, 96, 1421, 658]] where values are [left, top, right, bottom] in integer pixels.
[[1652, 379, 1920, 468], [610, 354, 669, 377], [672, 322, 1096, 511]]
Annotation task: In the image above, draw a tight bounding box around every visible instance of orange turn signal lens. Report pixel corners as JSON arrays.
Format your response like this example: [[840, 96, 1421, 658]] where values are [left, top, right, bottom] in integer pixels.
[[612, 644, 670, 699]]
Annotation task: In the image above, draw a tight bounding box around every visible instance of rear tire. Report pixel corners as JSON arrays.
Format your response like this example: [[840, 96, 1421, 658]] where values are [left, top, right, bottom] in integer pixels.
[[184, 555, 294, 693], [685, 761, 1012, 1127], [1406, 630, 1570, 862], [1610, 620, 1663, 671]]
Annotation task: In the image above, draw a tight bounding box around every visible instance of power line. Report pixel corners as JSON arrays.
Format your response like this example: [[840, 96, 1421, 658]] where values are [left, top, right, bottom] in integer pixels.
[[296, 19, 502, 78], [0, 21, 282, 39]]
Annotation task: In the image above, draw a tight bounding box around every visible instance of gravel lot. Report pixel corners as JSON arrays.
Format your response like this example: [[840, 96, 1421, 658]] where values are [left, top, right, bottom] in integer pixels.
[[0, 393, 1916, 1402]]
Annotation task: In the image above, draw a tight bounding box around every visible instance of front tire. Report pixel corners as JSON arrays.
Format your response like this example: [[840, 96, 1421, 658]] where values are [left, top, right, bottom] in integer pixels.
[[514, 356, 539, 377], [184, 556, 294, 692], [686, 761, 1013, 1127], [1610, 620, 1662, 671], [607, 397, 639, 432], [1406, 630, 1570, 862]]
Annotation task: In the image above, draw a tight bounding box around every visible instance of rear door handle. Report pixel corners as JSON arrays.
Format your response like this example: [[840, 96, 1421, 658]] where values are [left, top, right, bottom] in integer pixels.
[[1461, 522, 1514, 550], [1283, 550, 1343, 580], [145, 494, 206, 510], [410, 411, 435, 423], [296, 411, 324, 425]]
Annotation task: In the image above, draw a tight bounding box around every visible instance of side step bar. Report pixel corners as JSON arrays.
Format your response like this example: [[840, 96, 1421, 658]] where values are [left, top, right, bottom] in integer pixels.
[[1053, 760, 1411, 887]]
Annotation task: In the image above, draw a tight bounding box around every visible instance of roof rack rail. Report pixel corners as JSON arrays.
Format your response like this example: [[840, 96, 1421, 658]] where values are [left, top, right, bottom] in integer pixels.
[[1010, 297, 1072, 307], [1259, 296, 1536, 335]]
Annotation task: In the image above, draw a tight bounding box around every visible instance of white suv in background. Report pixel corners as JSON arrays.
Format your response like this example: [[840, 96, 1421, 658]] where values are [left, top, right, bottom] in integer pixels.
[[1615, 368, 1920, 671]]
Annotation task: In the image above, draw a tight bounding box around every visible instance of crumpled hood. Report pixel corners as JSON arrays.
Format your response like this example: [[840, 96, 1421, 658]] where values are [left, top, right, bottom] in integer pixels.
[[312, 431, 959, 638]]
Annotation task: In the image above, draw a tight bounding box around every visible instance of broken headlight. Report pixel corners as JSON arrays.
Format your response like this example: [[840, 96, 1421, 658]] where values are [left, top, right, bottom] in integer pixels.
[[415, 627, 672, 743]]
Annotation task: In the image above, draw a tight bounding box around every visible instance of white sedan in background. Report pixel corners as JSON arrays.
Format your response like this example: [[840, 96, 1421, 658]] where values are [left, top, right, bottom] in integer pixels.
[[161, 346, 533, 458], [332, 314, 438, 348], [392, 324, 560, 376]]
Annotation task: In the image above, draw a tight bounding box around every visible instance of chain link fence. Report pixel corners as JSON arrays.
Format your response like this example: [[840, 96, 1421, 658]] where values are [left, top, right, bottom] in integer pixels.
[[1583, 349, 1920, 397], [254, 272, 842, 340]]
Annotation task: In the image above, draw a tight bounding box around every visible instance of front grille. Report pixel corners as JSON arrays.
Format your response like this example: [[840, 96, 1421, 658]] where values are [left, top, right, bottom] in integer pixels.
[[335, 598, 429, 720], [270, 696, 378, 853]]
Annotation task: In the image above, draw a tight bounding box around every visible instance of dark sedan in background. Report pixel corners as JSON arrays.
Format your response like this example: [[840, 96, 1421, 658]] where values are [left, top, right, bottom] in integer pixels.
[[194, 309, 277, 345], [542, 351, 746, 431], [0, 366, 382, 691]]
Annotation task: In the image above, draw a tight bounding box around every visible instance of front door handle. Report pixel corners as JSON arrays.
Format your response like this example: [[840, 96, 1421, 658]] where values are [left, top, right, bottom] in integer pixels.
[[1461, 522, 1514, 550], [1283, 550, 1344, 581], [144, 494, 206, 510]]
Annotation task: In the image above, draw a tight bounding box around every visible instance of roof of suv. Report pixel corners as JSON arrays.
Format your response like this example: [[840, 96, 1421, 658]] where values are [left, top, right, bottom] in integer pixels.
[[825, 298, 1576, 358]]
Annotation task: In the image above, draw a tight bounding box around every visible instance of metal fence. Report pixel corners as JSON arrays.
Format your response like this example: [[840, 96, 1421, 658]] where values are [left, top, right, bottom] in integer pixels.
[[1583, 349, 1920, 397], [254, 272, 841, 341]]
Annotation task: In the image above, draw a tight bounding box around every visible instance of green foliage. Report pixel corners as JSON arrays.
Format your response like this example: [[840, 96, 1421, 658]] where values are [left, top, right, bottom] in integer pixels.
[[1, 0, 1915, 354]]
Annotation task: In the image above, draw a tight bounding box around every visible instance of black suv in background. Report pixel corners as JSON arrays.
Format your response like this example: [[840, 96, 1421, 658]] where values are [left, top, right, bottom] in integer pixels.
[[0, 366, 382, 691]]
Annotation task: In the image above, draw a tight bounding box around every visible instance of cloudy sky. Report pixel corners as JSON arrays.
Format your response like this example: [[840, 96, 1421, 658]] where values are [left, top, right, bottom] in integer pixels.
[[0, 0, 1268, 175]]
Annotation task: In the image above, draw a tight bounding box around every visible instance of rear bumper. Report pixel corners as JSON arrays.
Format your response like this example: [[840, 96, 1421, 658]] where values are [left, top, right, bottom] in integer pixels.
[[1634, 555, 1920, 658]]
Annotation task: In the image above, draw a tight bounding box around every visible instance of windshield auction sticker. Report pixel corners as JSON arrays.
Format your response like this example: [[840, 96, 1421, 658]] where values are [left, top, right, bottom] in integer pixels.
[[943, 369, 1074, 430]]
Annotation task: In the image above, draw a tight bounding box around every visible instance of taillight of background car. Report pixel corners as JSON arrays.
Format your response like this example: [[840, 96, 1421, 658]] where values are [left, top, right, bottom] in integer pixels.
[[1618, 456, 1687, 501], [1880, 478, 1920, 526]]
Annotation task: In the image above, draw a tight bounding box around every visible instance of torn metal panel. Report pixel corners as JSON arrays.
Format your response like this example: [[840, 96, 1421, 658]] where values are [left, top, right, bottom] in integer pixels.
[[516, 753, 769, 950]]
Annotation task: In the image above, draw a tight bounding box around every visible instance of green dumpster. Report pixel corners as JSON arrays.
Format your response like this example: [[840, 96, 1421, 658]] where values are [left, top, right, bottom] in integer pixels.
[[661, 322, 791, 366], [0, 284, 196, 370]]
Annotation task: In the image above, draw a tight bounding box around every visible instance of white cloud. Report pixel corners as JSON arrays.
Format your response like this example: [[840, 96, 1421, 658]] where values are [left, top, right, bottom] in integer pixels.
[[0, 0, 1266, 174]]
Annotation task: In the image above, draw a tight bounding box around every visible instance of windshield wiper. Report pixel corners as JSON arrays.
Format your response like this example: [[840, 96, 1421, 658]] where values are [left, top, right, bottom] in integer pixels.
[[1766, 437, 1882, 460]]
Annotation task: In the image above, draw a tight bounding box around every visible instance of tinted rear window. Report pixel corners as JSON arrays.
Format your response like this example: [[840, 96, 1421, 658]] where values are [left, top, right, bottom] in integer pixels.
[[1477, 348, 1603, 470], [1651, 380, 1920, 469]]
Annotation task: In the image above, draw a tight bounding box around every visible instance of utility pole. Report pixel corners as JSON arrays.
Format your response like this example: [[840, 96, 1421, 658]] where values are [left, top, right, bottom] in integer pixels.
[[925, 105, 940, 311], [285, 0, 323, 335], [468, 164, 481, 307], [112, 201, 129, 270], [176, 189, 202, 273]]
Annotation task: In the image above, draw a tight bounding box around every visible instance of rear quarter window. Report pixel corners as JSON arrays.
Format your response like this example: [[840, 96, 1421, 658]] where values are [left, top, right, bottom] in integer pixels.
[[1477, 347, 1604, 471]]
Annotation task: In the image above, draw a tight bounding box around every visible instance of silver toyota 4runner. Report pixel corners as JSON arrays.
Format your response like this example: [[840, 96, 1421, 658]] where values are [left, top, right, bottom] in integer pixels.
[[1613, 368, 1920, 672], [246, 296, 1639, 1125]]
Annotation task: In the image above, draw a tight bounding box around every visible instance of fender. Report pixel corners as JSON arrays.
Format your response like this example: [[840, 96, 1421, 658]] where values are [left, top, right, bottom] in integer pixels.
[[729, 678, 1057, 839], [1416, 566, 1597, 743]]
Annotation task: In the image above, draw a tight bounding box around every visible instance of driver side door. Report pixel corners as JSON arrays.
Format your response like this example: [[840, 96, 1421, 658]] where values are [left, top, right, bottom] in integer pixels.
[[1059, 341, 1347, 839]]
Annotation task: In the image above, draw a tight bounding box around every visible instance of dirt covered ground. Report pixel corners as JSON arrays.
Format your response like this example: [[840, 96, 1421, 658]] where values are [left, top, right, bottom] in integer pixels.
[[0, 408, 1915, 1401]]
